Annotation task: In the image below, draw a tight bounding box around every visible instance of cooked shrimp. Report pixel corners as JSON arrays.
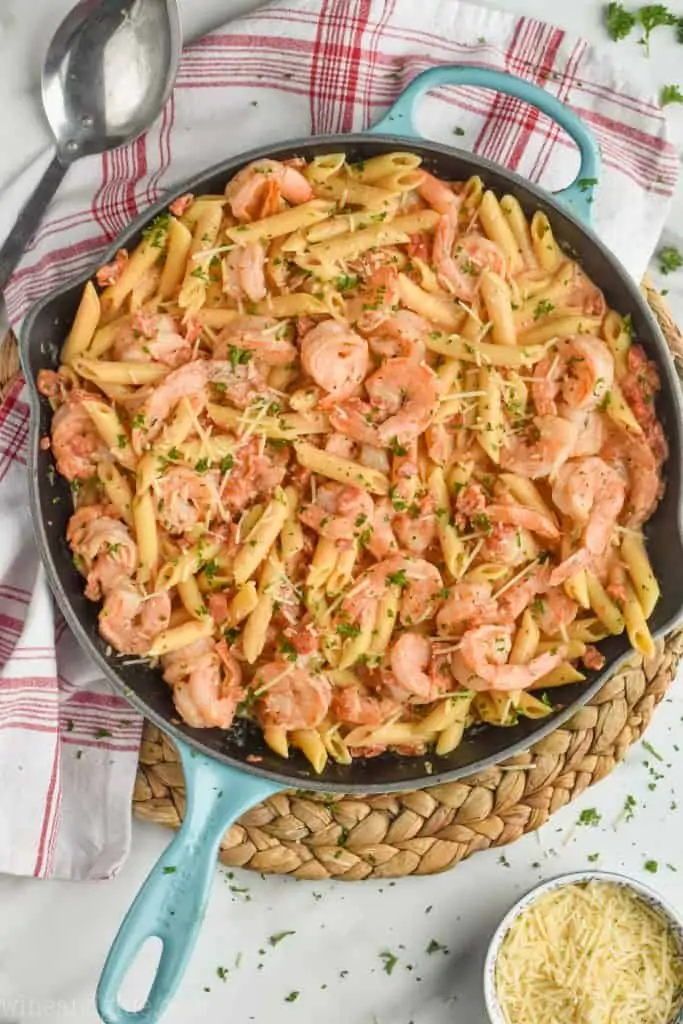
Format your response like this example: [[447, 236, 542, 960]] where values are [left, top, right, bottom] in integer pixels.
[[565, 409, 606, 458], [208, 359, 273, 409], [222, 242, 267, 304], [165, 636, 244, 729], [393, 493, 437, 555], [370, 556, 443, 626], [600, 428, 663, 528], [417, 172, 461, 216], [533, 588, 579, 636], [253, 661, 332, 730], [301, 320, 369, 406], [564, 262, 606, 318], [133, 361, 208, 452], [531, 336, 614, 416], [225, 159, 313, 222], [37, 367, 75, 404], [486, 502, 560, 540], [214, 315, 297, 366], [481, 523, 537, 567], [220, 435, 288, 512], [299, 483, 374, 542], [384, 632, 451, 704], [68, 504, 138, 599], [552, 457, 625, 555], [351, 266, 400, 334], [359, 443, 391, 475], [425, 422, 454, 467], [169, 193, 194, 217], [434, 220, 507, 302], [96, 248, 128, 287], [114, 313, 192, 368], [365, 357, 438, 445], [497, 563, 550, 623], [499, 415, 578, 479], [368, 310, 428, 361], [153, 466, 220, 534], [331, 685, 400, 725], [451, 624, 566, 692], [51, 391, 109, 480], [365, 497, 400, 560], [436, 581, 499, 635], [322, 433, 355, 462], [99, 584, 171, 655]]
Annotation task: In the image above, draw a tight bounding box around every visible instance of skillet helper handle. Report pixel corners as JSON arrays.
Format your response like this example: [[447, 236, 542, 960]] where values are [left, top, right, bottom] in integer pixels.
[[0, 154, 67, 293], [96, 744, 282, 1024], [367, 65, 601, 225]]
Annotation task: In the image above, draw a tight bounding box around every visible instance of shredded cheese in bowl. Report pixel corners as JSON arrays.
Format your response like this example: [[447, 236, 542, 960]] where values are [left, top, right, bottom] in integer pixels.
[[488, 877, 683, 1024]]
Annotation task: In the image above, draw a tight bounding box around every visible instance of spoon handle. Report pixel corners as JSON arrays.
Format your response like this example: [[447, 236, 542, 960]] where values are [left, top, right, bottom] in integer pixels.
[[0, 154, 68, 294]]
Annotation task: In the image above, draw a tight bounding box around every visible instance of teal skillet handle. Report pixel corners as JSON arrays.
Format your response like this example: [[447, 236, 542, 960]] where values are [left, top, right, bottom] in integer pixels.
[[96, 743, 283, 1024], [367, 65, 600, 225]]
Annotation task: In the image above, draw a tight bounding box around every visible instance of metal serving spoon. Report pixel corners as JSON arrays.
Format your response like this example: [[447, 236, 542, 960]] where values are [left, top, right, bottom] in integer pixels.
[[0, 0, 181, 293]]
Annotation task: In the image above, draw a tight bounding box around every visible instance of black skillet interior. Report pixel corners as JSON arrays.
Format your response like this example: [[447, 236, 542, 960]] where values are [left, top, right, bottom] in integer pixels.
[[22, 135, 683, 793]]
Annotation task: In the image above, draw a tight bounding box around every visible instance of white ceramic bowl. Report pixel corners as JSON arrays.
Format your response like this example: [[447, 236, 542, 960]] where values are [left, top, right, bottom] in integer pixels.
[[484, 869, 683, 1024]]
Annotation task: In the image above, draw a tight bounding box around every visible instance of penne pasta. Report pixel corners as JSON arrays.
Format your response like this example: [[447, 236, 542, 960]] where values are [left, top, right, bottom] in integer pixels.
[[586, 572, 626, 636], [530, 211, 563, 271], [294, 441, 389, 495], [226, 200, 336, 245], [232, 488, 290, 585], [148, 617, 214, 657], [621, 532, 660, 618], [479, 191, 524, 274], [61, 282, 101, 363], [157, 216, 193, 300]]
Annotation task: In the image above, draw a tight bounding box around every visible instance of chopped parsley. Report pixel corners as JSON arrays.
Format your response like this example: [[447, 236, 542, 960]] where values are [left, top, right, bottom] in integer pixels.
[[379, 950, 398, 975], [269, 930, 296, 946], [426, 939, 449, 955], [576, 177, 598, 193], [162, 865, 177, 874], [472, 512, 493, 536], [578, 807, 602, 827], [388, 437, 407, 456], [336, 622, 361, 639], [624, 794, 637, 821], [661, 84, 683, 106], [587, 852, 600, 863], [335, 274, 358, 293], [142, 212, 170, 248], [658, 245, 683, 275], [195, 458, 209, 473], [228, 345, 252, 370], [284, 991, 299, 1002], [95, 727, 112, 739], [220, 454, 235, 474], [644, 859, 659, 873], [453, 126, 465, 137], [132, 412, 146, 429], [642, 739, 664, 761], [278, 639, 298, 662], [387, 569, 408, 588], [533, 299, 555, 320]]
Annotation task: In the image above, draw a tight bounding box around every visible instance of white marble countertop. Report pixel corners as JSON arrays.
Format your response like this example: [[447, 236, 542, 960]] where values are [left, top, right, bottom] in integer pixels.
[[1, 2, 683, 1022]]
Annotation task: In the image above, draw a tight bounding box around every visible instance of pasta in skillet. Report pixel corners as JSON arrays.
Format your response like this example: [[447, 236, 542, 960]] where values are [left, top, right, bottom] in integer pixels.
[[38, 151, 667, 772]]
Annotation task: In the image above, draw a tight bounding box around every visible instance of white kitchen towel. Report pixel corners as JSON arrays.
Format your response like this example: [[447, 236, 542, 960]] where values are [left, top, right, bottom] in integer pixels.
[[0, 0, 676, 879]]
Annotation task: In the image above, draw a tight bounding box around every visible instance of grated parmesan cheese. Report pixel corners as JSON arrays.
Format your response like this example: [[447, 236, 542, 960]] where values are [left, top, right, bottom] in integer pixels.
[[495, 881, 683, 1024]]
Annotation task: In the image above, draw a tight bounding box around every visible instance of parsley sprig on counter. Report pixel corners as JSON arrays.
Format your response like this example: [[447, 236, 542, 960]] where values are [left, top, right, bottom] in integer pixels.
[[605, 2, 683, 54]]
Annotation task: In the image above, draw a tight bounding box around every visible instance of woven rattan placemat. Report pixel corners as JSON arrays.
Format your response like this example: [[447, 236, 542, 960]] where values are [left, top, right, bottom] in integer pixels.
[[6, 278, 683, 879]]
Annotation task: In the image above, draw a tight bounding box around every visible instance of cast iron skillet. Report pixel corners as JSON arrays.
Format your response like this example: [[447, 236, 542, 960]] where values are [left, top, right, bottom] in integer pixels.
[[20, 66, 683, 1022]]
